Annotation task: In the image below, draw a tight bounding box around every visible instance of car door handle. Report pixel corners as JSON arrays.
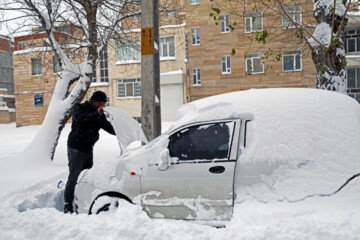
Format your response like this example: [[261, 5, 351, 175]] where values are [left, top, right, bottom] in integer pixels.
[[209, 166, 225, 174]]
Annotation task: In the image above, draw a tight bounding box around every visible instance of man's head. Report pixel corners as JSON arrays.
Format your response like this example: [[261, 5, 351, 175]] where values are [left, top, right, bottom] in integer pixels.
[[90, 91, 107, 108]]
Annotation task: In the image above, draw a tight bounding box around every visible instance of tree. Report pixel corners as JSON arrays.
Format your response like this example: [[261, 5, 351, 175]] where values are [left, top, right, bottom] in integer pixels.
[[209, 0, 355, 93], [0, 0, 141, 161]]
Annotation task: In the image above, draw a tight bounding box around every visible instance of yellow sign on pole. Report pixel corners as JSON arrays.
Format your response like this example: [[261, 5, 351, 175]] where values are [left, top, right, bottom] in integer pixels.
[[141, 27, 154, 55]]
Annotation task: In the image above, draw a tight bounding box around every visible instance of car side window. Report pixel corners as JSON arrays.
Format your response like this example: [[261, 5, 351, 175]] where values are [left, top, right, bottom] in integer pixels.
[[168, 122, 234, 161]]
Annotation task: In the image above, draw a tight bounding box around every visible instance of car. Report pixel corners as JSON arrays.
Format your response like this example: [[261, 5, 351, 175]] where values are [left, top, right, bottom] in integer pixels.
[[74, 88, 360, 223]]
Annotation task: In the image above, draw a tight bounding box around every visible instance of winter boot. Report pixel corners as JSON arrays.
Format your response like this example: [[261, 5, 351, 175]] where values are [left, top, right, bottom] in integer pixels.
[[64, 203, 74, 214]]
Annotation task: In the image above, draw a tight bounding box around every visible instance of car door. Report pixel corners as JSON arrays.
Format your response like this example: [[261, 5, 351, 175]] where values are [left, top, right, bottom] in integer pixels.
[[141, 119, 241, 221]]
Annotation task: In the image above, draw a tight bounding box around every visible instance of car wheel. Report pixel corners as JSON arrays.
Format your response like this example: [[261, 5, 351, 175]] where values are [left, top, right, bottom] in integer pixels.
[[91, 195, 129, 214]]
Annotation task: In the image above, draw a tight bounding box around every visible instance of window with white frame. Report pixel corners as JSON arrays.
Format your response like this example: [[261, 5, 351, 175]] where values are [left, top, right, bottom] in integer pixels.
[[118, 78, 141, 98], [167, 10, 175, 17], [160, 36, 175, 58], [347, 68, 360, 103], [220, 15, 230, 33], [283, 50, 302, 71], [116, 40, 140, 63], [53, 56, 62, 73], [282, 6, 302, 28], [245, 53, 264, 74], [192, 68, 201, 85], [244, 11, 263, 33], [222, 56, 231, 74], [91, 70, 96, 82], [132, 15, 139, 22], [192, 28, 200, 45], [345, 29, 360, 53], [100, 46, 109, 82], [32, 58, 42, 76], [191, 0, 199, 5]]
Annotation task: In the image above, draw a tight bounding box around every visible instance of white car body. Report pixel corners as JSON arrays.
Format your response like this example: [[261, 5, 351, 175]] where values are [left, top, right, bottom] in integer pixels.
[[75, 88, 360, 223]]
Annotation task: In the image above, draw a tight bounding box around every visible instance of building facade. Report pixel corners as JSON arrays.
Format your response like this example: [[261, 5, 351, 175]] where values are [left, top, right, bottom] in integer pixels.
[[0, 35, 15, 123], [185, 0, 317, 101], [13, 25, 84, 126], [87, 8, 187, 122]]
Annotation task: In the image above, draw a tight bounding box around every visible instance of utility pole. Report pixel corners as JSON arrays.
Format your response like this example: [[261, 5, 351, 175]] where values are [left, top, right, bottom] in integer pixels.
[[141, 0, 161, 141]]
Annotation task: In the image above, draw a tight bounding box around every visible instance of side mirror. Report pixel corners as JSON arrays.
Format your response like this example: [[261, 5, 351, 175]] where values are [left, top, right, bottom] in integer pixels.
[[158, 149, 170, 171]]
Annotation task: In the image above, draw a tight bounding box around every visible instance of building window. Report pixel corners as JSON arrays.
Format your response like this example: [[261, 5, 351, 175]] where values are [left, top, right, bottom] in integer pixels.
[[53, 56, 62, 73], [132, 15, 139, 22], [220, 15, 230, 33], [118, 78, 141, 98], [100, 46, 109, 82], [244, 11, 263, 33], [192, 68, 201, 85], [191, 28, 200, 45], [345, 29, 360, 53], [347, 68, 360, 89], [246, 53, 264, 74], [283, 50, 302, 71], [18, 42, 25, 50], [347, 68, 360, 103], [160, 36, 175, 58], [167, 10, 175, 17], [116, 40, 140, 63], [222, 56, 231, 74], [349, 93, 360, 103], [282, 6, 302, 28], [191, 0, 199, 5], [32, 58, 42, 76], [92, 70, 96, 82]]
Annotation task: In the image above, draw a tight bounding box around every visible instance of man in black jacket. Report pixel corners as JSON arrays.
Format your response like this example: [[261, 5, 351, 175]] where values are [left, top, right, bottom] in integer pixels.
[[64, 91, 116, 213]]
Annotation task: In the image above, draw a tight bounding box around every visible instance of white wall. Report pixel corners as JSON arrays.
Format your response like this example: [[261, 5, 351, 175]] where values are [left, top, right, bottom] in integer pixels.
[[160, 71, 184, 122]]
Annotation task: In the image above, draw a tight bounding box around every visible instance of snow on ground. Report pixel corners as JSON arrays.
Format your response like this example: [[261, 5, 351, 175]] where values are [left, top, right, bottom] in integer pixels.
[[1, 96, 360, 239]]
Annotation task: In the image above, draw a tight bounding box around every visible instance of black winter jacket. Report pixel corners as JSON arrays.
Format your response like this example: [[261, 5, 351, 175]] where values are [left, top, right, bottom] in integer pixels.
[[67, 101, 115, 151]]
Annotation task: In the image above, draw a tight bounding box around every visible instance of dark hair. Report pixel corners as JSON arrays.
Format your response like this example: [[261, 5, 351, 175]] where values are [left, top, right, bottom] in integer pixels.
[[90, 91, 107, 102]]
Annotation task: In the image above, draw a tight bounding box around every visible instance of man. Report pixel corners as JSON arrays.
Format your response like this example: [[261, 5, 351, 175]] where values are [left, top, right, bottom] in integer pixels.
[[64, 91, 116, 213]]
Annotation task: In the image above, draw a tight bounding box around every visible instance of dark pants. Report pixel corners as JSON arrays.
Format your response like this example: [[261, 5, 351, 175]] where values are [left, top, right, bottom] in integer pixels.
[[64, 148, 93, 206]]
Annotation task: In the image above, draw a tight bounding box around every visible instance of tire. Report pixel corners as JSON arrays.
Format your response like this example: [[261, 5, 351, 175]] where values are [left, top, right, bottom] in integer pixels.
[[90, 194, 131, 215]]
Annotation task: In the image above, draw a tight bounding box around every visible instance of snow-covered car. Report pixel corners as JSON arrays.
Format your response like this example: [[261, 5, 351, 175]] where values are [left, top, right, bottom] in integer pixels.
[[75, 88, 360, 223]]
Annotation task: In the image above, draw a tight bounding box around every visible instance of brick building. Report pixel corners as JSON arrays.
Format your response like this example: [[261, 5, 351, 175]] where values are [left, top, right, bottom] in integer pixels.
[[185, 0, 317, 101], [13, 25, 84, 126]]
